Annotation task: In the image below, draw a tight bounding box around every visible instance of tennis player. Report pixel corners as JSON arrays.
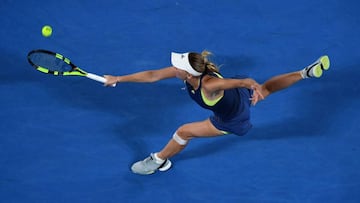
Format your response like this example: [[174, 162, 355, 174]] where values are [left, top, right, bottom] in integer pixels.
[[104, 51, 330, 175]]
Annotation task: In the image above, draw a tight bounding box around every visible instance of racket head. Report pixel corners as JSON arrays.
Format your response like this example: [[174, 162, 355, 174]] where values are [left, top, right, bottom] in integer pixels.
[[27, 49, 86, 76]]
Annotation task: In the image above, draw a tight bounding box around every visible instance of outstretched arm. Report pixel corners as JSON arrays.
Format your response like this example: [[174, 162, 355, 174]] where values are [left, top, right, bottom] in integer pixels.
[[104, 66, 177, 86]]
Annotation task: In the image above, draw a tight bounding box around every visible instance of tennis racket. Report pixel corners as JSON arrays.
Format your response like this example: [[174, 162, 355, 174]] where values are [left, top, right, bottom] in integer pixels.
[[27, 49, 115, 87]]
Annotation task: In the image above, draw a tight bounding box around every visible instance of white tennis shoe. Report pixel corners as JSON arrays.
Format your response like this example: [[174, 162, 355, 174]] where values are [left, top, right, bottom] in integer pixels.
[[301, 55, 330, 78], [131, 153, 172, 175]]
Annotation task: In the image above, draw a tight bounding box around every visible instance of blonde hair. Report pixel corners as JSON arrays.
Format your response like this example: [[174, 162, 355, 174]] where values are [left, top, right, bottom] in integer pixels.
[[188, 50, 219, 75]]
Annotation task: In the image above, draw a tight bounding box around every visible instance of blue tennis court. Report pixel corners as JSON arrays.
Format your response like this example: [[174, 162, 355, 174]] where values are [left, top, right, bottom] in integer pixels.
[[1, 0, 359, 202]]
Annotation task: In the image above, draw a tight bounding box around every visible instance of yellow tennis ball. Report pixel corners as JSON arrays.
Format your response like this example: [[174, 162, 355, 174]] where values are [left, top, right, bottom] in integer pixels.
[[42, 25, 52, 37]]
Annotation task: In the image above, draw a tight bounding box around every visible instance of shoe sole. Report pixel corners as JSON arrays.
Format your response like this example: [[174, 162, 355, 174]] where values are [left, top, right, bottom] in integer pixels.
[[131, 167, 156, 175], [312, 55, 330, 78], [312, 64, 323, 78], [319, 55, 330, 70]]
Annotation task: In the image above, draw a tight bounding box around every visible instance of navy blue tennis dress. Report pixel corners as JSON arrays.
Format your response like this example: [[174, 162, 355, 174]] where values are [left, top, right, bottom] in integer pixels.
[[185, 72, 252, 136]]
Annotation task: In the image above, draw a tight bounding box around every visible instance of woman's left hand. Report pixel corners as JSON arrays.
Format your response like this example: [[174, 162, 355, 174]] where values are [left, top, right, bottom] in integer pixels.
[[242, 78, 264, 105], [250, 84, 264, 106]]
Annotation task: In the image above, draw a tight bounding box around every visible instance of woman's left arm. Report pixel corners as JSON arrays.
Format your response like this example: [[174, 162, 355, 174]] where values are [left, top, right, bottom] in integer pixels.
[[202, 76, 264, 105], [202, 76, 260, 91]]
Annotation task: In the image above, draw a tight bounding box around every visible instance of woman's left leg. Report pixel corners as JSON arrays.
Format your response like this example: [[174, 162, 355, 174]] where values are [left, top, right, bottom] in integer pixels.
[[259, 71, 303, 98], [259, 55, 330, 99]]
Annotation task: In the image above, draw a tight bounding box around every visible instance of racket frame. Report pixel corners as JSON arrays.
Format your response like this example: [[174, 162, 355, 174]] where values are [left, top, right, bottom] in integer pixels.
[[27, 49, 114, 86]]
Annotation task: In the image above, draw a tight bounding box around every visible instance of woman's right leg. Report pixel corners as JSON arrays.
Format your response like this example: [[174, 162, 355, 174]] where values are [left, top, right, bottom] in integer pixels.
[[131, 119, 225, 175], [157, 118, 225, 159]]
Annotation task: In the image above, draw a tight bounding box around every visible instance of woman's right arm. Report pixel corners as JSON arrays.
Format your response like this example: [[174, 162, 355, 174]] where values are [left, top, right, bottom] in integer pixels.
[[104, 66, 177, 86]]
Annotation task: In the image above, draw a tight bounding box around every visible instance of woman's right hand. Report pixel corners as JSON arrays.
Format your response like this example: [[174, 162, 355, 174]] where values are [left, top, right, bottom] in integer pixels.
[[103, 75, 119, 87]]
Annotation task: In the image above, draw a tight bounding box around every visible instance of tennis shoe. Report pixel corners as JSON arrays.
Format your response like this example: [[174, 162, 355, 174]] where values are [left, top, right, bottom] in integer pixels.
[[131, 153, 172, 175], [302, 55, 330, 78]]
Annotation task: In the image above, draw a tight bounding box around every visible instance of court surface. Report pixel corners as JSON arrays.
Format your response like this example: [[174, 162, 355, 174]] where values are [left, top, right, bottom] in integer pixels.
[[1, 0, 359, 202]]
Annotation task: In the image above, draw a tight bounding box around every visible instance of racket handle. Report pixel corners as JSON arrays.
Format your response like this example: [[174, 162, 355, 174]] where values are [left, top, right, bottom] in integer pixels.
[[86, 73, 116, 87]]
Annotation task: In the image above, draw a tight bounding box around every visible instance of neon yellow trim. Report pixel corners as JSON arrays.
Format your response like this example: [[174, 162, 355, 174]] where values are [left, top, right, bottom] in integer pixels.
[[36, 66, 49, 73], [200, 72, 224, 106], [63, 71, 86, 76], [64, 58, 70, 64], [55, 53, 71, 64], [201, 89, 223, 106], [221, 131, 229, 134], [55, 53, 63, 59]]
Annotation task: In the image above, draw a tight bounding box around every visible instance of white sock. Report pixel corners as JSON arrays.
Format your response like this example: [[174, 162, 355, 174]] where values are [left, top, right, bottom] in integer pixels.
[[300, 69, 308, 79], [153, 153, 165, 164]]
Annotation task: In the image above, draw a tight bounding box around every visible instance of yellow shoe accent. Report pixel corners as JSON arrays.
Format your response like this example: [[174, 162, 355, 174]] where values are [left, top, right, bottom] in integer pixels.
[[320, 55, 330, 70], [312, 64, 323, 78]]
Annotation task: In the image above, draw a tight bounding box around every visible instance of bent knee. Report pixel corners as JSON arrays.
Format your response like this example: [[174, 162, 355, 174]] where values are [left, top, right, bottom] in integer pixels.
[[173, 124, 193, 145], [176, 124, 194, 140]]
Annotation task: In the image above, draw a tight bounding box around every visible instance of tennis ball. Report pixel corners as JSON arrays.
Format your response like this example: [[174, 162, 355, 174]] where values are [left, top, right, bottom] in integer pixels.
[[42, 25, 52, 37]]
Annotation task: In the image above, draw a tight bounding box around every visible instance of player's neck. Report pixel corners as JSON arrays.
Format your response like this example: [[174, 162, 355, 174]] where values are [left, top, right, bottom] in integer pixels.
[[186, 77, 201, 90]]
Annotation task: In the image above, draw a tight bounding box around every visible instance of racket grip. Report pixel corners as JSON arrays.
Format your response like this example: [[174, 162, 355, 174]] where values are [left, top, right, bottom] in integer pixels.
[[86, 73, 116, 87]]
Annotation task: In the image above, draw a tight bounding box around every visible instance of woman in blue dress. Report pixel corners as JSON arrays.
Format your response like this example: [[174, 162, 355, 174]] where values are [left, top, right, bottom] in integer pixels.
[[104, 51, 330, 175]]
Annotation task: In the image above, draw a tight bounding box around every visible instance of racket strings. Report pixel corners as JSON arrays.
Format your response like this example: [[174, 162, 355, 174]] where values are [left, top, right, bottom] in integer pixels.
[[29, 52, 73, 73]]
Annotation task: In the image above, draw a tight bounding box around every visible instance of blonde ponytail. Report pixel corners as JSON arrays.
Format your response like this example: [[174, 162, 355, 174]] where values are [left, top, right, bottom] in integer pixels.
[[188, 50, 220, 75], [201, 50, 219, 73]]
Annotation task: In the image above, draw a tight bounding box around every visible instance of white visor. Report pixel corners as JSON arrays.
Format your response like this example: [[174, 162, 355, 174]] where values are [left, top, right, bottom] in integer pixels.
[[171, 52, 202, 76]]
